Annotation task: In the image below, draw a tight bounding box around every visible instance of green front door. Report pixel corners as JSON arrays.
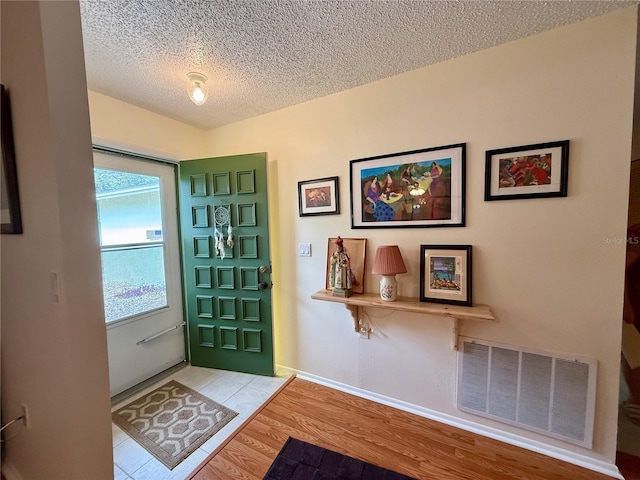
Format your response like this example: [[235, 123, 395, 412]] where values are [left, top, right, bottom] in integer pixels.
[[179, 153, 274, 375]]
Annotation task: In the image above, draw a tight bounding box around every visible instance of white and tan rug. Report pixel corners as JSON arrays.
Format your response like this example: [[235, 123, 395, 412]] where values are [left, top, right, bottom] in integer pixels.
[[112, 380, 237, 469]]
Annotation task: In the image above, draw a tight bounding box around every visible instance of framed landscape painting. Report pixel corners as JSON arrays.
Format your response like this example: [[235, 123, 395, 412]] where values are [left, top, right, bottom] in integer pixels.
[[350, 144, 465, 228], [419, 245, 472, 306]]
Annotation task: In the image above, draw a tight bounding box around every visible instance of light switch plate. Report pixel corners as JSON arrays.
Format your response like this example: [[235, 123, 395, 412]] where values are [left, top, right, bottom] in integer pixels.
[[298, 243, 311, 257]]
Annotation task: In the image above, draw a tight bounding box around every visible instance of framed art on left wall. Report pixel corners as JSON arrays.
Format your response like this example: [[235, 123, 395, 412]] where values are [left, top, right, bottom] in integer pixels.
[[1, 84, 22, 234]]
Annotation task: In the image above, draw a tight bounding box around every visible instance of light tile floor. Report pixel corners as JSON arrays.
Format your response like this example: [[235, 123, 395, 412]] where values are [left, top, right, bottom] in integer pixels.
[[111, 365, 290, 480]]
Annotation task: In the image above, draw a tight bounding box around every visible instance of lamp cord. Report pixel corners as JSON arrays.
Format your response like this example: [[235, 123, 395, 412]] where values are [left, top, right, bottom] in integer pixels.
[[0, 415, 24, 433]]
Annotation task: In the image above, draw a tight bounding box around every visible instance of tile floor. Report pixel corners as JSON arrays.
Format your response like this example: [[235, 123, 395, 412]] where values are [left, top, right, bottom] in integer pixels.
[[111, 365, 291, 480]]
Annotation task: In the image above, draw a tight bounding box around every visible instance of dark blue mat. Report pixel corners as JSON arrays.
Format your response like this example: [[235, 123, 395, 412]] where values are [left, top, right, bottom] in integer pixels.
[[263, 437, 418, 480]]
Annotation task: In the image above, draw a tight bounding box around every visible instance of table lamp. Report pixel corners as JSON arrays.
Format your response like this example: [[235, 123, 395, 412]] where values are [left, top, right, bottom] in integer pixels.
[[372, 245, 407, 302]]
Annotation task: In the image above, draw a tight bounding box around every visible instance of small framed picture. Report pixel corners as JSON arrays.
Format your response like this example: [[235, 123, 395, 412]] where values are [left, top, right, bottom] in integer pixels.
[[325, 237, 367, 294], [349, 143, 465, 228], [298, 176, 340, 217], [419, 245, 472, 306], [485, 140, 569, 201]]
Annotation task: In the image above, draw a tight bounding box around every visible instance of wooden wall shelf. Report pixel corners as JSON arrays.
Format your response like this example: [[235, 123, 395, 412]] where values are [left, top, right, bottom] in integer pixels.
[[311, 289, 495, 349]]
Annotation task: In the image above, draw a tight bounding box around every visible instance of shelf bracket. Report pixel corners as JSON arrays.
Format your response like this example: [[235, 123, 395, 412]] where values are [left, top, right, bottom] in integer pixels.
[[345, 304, 360, 332]]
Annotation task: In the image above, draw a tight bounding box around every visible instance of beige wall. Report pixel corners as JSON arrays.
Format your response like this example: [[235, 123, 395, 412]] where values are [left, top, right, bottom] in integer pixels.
[[13, 4, 632, 478], [1, 2, 113, 479], [203, 7, 637, 467], [88, 90, 207, 160]]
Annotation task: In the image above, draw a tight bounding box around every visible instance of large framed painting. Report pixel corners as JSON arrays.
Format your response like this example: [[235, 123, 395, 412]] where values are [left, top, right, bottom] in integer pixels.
[[484, 140, 569, 201], [350, 144, 465, 228]]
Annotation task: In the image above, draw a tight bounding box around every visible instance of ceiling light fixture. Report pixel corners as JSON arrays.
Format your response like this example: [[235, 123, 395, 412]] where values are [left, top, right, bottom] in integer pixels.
[[186, 72, 208, 106]]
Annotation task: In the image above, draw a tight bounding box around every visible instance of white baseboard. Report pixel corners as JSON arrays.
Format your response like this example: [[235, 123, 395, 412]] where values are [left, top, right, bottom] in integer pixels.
[[2, 461, 25, 480], [277, 365, 623, 480]]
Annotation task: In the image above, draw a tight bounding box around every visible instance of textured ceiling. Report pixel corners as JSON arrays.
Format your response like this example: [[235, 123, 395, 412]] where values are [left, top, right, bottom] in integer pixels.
[[79, 0, 636, 130]]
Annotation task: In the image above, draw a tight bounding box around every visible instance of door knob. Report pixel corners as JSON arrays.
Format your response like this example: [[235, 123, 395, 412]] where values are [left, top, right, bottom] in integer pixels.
[[259, 265, 270, 273], [258, 281, 270, 290]]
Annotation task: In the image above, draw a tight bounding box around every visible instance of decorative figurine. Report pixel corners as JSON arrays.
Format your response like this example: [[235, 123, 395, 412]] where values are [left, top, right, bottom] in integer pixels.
[[328, 236, 353, 297]]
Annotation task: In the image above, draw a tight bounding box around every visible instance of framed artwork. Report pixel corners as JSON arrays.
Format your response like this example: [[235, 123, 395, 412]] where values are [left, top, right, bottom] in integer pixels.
[[419, 245, 472, 306], [325, 237, 367, 294], [350, 144, 465, 228], [485, 140, 569, 201], [1, 84, 22, 234], [298, 176, 340, 217]]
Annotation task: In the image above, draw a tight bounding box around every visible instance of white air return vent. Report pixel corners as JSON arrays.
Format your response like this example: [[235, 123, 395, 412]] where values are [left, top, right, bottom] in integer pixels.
[[457, 336, 597, 448]]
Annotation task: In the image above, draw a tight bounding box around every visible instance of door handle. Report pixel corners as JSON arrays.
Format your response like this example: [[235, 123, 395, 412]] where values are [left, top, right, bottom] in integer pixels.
[[259, 265, 270, 273], [258, 281, 271, 290], [136, 322, 186, 345]]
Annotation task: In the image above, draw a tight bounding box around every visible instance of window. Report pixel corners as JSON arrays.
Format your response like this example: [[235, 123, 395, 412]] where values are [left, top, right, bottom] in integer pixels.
[[94, 168, 168, 323]]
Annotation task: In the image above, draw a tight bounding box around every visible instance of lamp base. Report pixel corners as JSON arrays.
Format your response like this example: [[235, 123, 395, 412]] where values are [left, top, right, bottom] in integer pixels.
[[379, 275, 398, 302]]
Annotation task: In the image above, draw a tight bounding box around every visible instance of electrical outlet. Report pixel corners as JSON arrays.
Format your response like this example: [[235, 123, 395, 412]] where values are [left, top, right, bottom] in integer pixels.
[[358, 323, 371, 339], [21, 404, 30, 429]]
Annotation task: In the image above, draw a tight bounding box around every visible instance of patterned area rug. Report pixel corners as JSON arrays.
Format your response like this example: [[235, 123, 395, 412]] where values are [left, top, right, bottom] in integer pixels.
[[263, 437, 417, 479], [112, 380, 237, 470]]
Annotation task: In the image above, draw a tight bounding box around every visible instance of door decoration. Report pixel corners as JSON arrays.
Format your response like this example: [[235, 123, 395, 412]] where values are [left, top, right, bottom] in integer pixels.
[[214, 204, 233, 258], [227, 224, 234, 248]]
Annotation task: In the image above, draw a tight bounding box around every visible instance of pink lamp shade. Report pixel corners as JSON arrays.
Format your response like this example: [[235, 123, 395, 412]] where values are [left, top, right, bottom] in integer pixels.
[[372, 245, 407, 275]]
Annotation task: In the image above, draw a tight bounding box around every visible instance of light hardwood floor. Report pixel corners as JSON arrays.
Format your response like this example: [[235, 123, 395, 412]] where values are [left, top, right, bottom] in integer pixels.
[[189, 377, 617, 480]]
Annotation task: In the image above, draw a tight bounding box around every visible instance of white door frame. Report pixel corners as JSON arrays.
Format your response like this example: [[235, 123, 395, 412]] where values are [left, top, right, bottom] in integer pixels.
[[94, 150, 185, 396]]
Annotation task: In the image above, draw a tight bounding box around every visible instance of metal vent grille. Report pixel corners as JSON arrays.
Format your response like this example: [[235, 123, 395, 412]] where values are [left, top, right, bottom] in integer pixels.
[[457, 337, 597, 448]]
